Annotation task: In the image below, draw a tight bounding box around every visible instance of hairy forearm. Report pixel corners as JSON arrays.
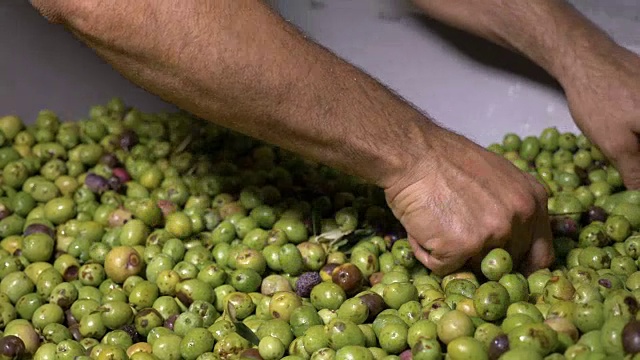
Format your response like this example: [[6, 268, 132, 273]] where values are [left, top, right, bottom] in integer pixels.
[[412, 0, 620, 85], [49, 0, 438, 189]]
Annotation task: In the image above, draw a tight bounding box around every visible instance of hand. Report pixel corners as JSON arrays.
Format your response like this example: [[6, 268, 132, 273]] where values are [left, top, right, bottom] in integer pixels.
[[384, 129, 554, 276], [562, 46, 640, 189], [29, 0, 69, 23]]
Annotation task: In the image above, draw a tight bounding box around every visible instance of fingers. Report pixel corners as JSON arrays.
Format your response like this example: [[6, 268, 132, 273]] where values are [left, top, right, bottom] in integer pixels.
[[616, 153, 640, 190], [408, 237, 468, 276], [599, 131, 640, 189], [521, 192, 555, 275]]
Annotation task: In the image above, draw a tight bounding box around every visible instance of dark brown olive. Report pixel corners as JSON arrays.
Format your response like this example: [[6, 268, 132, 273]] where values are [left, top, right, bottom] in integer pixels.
[[550, 216, 579, 239], [623, 319, 640, 354], [119, 130, 139, 151], [69, 324, 83, 341], [488, 334, 509, 360], [23, 223, 55, 239], [0, 335, 25, 360], [63, 265, 79, 282], [120, 324, 143, 343], [574, 166, 588, 184], [108, 176, 123, 192], [331, 263, 364, 296], [583, 206, 608, 224], [99, 153, 120, 168], [626, 297, 639, 316], [359, 292, 387, 322], [65, 309, 78, 326]]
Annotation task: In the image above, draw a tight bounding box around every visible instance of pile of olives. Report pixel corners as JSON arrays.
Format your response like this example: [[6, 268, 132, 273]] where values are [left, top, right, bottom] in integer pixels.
[[0, 99, 639, 360]]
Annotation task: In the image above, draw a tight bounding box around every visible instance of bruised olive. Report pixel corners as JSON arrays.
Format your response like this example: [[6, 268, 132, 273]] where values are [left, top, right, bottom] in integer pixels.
[[332, 263, 364, 296], [320, 263, 339, 282]]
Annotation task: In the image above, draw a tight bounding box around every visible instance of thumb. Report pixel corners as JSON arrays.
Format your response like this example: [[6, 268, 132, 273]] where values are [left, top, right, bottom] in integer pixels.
[[609, 142, 640, 190]]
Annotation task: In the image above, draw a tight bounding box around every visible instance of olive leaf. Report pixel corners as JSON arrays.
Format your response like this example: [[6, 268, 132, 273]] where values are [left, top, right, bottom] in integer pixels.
[[226, 301, 238, 322], [226, 302, 260, 346], [311, 207, 322, 237], [313, 227, 376, 254]]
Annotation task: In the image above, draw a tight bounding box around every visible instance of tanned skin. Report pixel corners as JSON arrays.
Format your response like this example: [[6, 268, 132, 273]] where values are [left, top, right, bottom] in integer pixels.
[[29, 0, 640, 275]]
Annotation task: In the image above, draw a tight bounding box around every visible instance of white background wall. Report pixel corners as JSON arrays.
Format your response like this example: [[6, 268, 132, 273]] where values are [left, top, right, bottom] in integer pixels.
[[1, 0, 639, 146]]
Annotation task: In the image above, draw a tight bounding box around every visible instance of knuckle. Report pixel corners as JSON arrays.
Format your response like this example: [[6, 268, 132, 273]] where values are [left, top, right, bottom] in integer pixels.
[[484, 215, 511, 242], [513, 191, 538, 220], [461, 237, 485, 259], [528, 178, 549, 202]]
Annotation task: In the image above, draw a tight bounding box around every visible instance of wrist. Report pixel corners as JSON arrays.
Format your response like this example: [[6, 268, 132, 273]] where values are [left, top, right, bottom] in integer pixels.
[[353, 115, 446, 190], [552, 33, 621, 89], [382, 124, 461, 204]]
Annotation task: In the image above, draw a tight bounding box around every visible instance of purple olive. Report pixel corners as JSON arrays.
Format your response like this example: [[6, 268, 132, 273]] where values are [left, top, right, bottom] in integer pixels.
[[488, 334, 510, 360], [0, 335, 25, 359], [551, 217, 579, 239], [112, 168, 131, 183], [624, 320, 640, 354], [119, 130, 139, 151], [583, 206, 608, 224], [295, 272, 322, 298], [598, 278, 612, 289], [99, 153, 120, 168], [85, 173, 110, 194], [23, 223, 55, 239]]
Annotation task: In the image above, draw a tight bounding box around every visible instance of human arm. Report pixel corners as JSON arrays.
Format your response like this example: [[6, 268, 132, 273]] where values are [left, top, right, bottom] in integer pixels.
[[412, 0, 640, 188], [30, 0, 553, 275]]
